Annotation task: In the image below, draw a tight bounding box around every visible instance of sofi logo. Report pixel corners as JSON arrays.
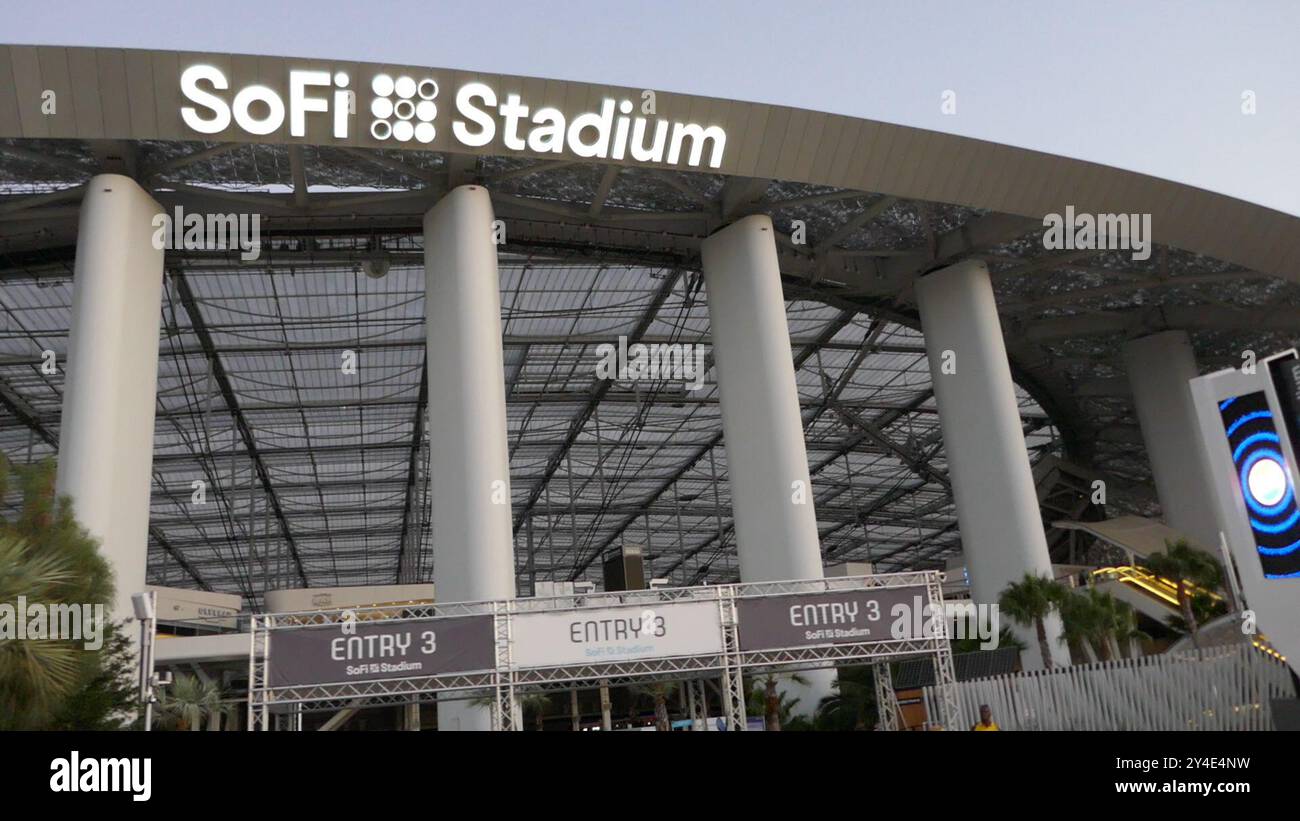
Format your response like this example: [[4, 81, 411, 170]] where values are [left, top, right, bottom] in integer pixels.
[[369, 73, 438, 144], [180, 65, 353, 138], [179, 66, 727, 168]]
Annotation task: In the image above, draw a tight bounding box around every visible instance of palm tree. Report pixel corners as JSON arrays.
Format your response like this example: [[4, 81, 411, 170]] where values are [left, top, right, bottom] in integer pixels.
[[998, 573, 1066, 669], [4, 459, 113, 605], [815, 667, 875, 731], [472, 690, 553, 731], [1165, 592, 1229, 636], [1082, 587, 1124, 661], [0, 535, 80, 726], [160, 673, 221, 731], [468, 689, 557, 730], [745, 673, 806, 731], [1062, 586, 1147, 661], [207, 695, 241, 731], [630, 681, 674, 731], [47, 619, 138, 730], [1057, 592, 1101, 664], [1144, 539, 1223, 650], [1112, 597, 1148, 658], [1088, 588, 1145, 661], [0, 456, 129, 729], [952, 627, 1025, 655], [518, 693, 553, 732]]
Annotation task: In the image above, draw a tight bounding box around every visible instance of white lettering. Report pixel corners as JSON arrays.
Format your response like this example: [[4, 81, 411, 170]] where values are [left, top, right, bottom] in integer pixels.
[[453, 81, 497, 147], [178, 67, 728, 168], [180, 65, 231, 134]]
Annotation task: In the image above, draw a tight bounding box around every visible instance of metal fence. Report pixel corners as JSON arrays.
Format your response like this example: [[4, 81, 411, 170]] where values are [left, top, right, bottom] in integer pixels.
[[922, 643, 1293, 731]]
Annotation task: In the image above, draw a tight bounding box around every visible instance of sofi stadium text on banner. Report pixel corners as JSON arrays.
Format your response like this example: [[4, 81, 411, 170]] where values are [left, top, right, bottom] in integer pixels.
[[179, 66, 727, 168]]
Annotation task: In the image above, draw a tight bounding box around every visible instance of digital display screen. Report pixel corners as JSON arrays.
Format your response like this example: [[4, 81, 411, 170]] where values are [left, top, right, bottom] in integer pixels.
[[1269, 355, 1300, 457], [1219, 391, 1300, 578]]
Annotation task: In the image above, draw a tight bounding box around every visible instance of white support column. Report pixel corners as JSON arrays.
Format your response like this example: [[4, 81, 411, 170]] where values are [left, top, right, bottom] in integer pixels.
[[700, 215, 823, 581], [1121, 331, 1222, 550], [700, 214, 832, 714], [915, 259, 1067, 669], [423, 185, 516, 731], [55, 174, 164, 642]]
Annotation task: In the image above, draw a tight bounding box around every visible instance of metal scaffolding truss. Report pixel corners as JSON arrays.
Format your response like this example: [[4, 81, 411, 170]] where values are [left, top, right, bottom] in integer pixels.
[[873, 662, 901, 732], [246, 571, 960, 731], [490, 599, 522, 732], [3, 138, 1298, 601]]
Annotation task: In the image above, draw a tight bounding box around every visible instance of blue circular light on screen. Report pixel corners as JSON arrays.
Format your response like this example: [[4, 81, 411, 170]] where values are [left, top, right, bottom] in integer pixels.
[[1248, 456, 1288, 507], [1240, 448, 1294, 517]]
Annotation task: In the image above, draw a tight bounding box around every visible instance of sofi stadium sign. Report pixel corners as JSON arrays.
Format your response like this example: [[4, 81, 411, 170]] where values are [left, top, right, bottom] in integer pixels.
[[178, 65, 727, 169]]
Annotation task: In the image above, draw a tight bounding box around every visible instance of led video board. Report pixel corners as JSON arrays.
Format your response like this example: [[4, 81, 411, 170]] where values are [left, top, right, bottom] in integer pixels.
[[1217, 391, 1300, 578]]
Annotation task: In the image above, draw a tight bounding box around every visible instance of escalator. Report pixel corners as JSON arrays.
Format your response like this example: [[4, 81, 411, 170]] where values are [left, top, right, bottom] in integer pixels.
[[1089, 564, 1221, 626], [1055, 512, 1287, 662], [1090, 561, 1287, 662]]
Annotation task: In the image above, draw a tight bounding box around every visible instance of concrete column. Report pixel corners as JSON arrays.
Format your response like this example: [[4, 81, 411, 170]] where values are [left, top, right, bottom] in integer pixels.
[[1121, 331, 1222, 550], [700, 215, 823, 580], [55, 174, 164, 636], [424, 185, 516, 730], [700, 214, 832, 714], [915, 259, 1067, 669]]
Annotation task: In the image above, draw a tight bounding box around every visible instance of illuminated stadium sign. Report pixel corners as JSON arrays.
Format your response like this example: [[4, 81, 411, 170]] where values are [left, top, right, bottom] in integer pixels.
[[1217, 391, 1300, 578], [180, 66, 352, 138], [179, 65, 726, 168], [1192, 349, 1300, 674]]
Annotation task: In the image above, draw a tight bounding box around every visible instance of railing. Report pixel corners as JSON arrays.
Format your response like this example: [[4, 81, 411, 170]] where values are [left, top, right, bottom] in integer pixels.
[[922, 643, 1292, 731], [155, 613, 252, 636], [1091, 565, 1223, 607]]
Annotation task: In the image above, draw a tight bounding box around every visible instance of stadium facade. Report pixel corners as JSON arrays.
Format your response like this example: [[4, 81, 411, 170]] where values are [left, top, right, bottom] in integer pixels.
[[1, 45, 1298, 728]]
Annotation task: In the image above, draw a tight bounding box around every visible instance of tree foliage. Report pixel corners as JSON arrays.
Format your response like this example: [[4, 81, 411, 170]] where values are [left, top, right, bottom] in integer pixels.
[[0, 456, 134, 728], [998, 573, 1067, 669], [1145, 539, 1224, 649], [814, 666, 875, 731]]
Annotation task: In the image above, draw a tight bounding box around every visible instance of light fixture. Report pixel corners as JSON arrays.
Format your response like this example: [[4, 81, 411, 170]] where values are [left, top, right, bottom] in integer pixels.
[[362, 254, 390, 279], [1247, 456, 1288, 507], [130, 591, 155, 621]]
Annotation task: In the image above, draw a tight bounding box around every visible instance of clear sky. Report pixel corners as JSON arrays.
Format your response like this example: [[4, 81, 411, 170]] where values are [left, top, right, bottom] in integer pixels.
[[4, 0, 1298, 215]]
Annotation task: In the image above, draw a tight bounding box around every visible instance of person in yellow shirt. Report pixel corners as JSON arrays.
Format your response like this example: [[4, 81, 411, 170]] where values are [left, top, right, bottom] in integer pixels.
[[971, 704, 1000, 731]]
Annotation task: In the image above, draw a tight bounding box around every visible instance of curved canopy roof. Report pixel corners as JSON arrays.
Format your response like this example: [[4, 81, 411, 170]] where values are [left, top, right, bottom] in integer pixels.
[[1, 45, 1297, 600]]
